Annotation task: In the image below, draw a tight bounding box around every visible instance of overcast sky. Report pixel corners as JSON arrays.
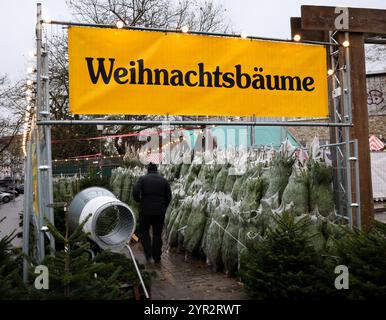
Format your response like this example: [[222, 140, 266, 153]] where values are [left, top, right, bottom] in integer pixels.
[[1, 0, 386, 80]]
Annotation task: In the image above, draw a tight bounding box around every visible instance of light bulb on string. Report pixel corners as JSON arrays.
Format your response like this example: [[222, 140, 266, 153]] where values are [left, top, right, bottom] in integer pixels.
[[293, 34, 301, 42], [116, 20, 124, 29], [43, 17, 52, 24], [342, 40, 350, 47], [240, 32, 248, 39], [181, 25, 189, 33]]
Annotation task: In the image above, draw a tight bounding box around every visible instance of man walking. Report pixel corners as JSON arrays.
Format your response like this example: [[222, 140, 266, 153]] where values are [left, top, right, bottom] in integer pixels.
[[133, 162, 172, 264]]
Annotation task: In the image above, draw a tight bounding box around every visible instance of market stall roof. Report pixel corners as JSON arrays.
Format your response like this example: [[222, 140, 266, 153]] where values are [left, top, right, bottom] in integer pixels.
[[369, 134, 385, 151]]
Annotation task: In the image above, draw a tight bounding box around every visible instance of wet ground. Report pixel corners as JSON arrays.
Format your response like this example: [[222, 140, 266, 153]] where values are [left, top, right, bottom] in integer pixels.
[[131, 242, 249, 300]]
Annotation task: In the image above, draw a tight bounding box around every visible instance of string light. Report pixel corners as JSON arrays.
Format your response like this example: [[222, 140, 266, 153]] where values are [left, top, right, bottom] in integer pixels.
[[26, 79, 34, 86], [342, 40, 350, 47], [27, 67, 36, 74], [293, 34, 301, 42], [52, 153, 125, 163], [240, 32, 248, 39], [116, 20, 124, 29], [181, 25, 189, 33], [327, 69, 334, 76], [43, 17, 52, 24], [138, 137, 184, 158]]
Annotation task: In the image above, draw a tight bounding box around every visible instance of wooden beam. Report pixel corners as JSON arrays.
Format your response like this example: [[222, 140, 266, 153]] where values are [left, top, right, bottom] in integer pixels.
[[301, 5, 386, 34], [290, 17, 327, 42]]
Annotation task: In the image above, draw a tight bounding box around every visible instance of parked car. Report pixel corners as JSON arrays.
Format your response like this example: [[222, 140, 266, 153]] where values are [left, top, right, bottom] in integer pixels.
[[5, 189, 19, 198], [15, 184, 24, 194], [0, 187, 18, 198], [0, 192, 12, 203]]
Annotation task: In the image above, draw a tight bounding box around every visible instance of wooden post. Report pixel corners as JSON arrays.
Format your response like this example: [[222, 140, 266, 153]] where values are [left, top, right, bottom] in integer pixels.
[[347, 33, 374, 228]]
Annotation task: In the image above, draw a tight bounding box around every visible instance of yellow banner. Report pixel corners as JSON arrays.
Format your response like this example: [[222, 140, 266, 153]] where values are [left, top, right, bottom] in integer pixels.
[[68, 26, 328, 117]]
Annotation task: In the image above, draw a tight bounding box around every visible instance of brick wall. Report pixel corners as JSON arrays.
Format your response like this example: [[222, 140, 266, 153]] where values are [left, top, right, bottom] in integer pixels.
[[288, 114, 386, 146], [289, 73, 386, 146], [369, 114, 386, 139]]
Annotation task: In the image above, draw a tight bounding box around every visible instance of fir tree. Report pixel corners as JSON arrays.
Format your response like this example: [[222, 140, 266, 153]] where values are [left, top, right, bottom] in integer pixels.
[[29, 212, 153, 299], [239, 212, 337, 299], [334, 220, 386, 299], [0, 217, 28, 299]]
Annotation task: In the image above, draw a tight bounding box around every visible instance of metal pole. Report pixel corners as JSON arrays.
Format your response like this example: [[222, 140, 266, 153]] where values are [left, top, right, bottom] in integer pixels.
[[37, 120, 353, 127], [45, 20, 338, 47], [42, 44, 55, 252], [35, 3, 45, 262], [22, 141, 33, 283], [125, 244, 150, 299], [342, 32, 353, 227], [329, 31, 346, 220], [353, 139, 362, 229]]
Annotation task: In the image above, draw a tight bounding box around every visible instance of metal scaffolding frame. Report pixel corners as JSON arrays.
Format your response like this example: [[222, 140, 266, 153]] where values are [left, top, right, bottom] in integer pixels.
[[328, 31, 361, 229], [22, 3, 361, 282]]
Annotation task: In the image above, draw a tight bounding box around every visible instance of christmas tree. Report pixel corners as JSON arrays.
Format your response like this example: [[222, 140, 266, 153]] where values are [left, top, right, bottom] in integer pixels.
[[0, 217, 28, 299], [334, 220, 386, 299], [29, 213, 153, 299], [239, 211, 337, 299]]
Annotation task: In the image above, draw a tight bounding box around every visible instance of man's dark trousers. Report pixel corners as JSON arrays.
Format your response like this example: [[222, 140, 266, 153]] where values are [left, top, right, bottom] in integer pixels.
[[133, 164, 172, 263], [138, 214, 164, 262]]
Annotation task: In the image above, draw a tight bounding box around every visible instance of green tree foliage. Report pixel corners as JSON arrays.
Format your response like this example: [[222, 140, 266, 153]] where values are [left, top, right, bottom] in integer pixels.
[[27, 214, 153, 299], [240, 211, 386, 300], [333, 221, 386, 299], [239, 212, 338, 300], [78, 168, 111, 190], [0, 218, 29, 299]]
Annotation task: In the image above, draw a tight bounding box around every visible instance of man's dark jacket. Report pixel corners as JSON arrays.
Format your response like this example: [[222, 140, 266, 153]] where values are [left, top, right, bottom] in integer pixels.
[[133, 170, 172, 216]]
